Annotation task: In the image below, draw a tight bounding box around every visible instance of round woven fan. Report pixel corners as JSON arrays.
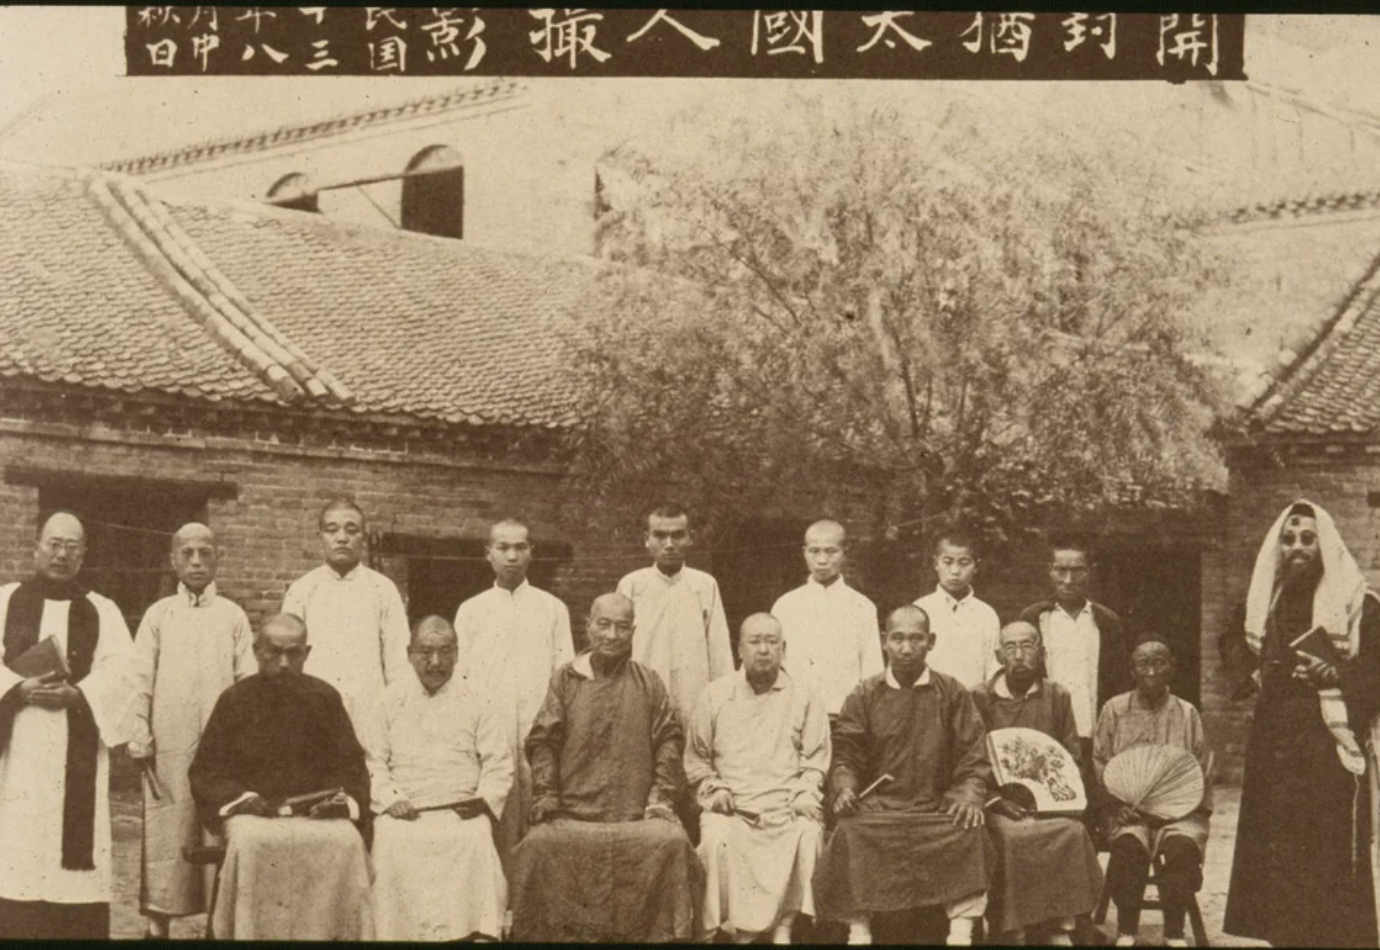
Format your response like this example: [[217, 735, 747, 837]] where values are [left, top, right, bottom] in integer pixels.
[[1103, 744, 1204, 822]]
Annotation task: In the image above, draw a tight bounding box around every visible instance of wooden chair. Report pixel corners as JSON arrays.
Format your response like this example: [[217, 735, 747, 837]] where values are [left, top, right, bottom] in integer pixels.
[[1093, 849, 1209, 947], [181, 844, 226, 940]]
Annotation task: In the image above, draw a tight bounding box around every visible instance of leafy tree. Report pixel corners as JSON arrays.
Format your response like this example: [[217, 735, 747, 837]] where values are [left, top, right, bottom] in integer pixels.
[[566, 87, 1229, 554]]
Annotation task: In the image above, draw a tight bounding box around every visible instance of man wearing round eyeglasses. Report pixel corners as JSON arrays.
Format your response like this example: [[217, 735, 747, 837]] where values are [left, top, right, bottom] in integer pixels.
[[971, 622, 1102, 945], [1019, 535, 1130, 762], [0, 511, 137, 939], [364, 615, 513, 940]]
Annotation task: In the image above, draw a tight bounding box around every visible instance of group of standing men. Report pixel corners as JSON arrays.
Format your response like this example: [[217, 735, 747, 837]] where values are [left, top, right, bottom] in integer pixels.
[[0, 498, 1375, 946]]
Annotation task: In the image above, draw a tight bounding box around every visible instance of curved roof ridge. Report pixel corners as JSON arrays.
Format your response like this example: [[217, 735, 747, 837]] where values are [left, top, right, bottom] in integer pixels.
[[99, 78, 525, 176]]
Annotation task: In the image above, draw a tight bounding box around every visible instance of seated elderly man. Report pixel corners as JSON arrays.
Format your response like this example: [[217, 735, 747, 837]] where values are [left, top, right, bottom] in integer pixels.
[[970, 621, 1103, 946], [188, 613, 372, 940], [813, 605, 995, 947], [685, 613, 831, 944], [363, 615, 513, 941], [508, 593, 704, 942], [1093, 634, 1212, 949]]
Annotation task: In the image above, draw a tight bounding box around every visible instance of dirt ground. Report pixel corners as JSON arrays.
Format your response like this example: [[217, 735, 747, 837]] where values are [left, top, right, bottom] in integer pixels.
[[108, 783, 1269, 944]]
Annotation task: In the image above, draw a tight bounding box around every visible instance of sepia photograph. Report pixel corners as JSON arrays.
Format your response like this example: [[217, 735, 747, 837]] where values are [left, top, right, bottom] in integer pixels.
[[1, 6, 1380, 945]]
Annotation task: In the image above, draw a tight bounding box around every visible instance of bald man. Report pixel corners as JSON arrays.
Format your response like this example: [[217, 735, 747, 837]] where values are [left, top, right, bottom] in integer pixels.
[[129, 523, 255, 938], [685, 613, 831, 943], [0, 512, 137, 940], [509, 594, 702, 942], [813, 605, 994, 946], [771, 520, 884, 717]]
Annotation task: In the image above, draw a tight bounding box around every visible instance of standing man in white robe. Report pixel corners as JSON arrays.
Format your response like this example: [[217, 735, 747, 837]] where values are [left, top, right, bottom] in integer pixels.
[[771, 520, 883, 719], [617, 502, 734, 727], [128, 522, 255, 939], [0, 511, 136, 939], [453, 518, 572, 873], [686, 613, 831, 943], [914, 529, 1001, 689], [283, 499, 410, 731], [365, 615, 513, 941]]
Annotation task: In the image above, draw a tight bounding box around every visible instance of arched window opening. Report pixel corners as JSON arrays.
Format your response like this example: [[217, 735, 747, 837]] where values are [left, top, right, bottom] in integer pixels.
[[265, 172, 320, 213], [401, 145, 464, 240]]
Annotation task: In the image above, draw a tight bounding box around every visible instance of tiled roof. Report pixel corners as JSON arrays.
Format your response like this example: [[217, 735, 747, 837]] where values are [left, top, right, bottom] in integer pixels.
[[99, 79, 524, 176], [0, 160, 591, 429], [1242, 249, 1380, 436], [1222, 190, 1380, 225]]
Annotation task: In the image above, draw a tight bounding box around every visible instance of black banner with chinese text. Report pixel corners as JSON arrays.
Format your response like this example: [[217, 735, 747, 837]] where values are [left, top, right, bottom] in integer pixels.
[[125, 9, 1246, 82]]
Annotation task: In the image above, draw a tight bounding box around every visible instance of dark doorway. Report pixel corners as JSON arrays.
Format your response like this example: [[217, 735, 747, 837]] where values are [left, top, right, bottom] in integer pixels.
[[712, 517, 807, 663], [38, 479, 209, 633], [401, 145, 465, 240], [1096, 546, 1202, 709]]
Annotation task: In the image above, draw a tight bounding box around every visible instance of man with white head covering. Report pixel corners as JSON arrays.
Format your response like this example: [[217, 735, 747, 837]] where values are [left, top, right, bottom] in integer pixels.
[[1224, 500, 1380, 948]]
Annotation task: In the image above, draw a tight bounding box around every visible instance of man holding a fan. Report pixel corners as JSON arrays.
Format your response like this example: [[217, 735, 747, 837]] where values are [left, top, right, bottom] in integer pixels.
[[1224, 500, 1380, 948], [1093, 633, 1212, 948]]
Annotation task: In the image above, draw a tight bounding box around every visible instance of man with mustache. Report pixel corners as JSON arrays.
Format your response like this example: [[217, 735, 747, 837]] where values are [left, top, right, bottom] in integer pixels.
[[282, 499, 410, 731], [128, 523, 255, 939], [364, 615, 513, 941], [508, 593, 703, 942], [1093, 634, 1211, 948], [1224, 500, 1380, 948], [685, 613, 831, 944], [970, 621, 1102, 946], [189, 613, 373, 940], [0, 511, 137, 939]]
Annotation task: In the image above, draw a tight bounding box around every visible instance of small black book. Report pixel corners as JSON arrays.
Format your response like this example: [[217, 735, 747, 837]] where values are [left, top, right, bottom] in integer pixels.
[[1289, 625, 1344, 667]]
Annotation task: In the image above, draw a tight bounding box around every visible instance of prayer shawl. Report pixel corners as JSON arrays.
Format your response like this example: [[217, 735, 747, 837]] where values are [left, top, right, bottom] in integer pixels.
[[1244, 499, 1380, 925], [1245, 500, 1375, 774]]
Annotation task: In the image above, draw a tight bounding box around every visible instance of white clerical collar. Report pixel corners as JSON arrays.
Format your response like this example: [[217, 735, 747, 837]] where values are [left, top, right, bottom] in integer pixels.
[[179, 581, 217, 607], [807, 575, 847, 594], [884, 666, 932, 689], [326, 564, 363, 582], [993, 672, 1041, 700], [493, 579, 531, 597], [937, 586, 974, 610]]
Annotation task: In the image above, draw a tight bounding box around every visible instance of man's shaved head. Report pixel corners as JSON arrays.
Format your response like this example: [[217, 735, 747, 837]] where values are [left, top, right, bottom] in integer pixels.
[[35, 511, 86, 582], [171, 522, 215, 551], [804, 519, 847, 585], [885, 603, 931, 632], [805, 520, 846, 545], [170, 522, 218, 593], [411, 614, 458, 646]]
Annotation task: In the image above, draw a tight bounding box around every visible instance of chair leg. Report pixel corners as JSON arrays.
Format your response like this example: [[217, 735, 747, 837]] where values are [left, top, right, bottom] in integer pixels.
[[1187, 896, 1208, 947]]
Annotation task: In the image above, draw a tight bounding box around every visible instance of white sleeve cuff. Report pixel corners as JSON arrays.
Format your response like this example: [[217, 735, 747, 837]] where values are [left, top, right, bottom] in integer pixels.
[[219, 792, 256, 818]]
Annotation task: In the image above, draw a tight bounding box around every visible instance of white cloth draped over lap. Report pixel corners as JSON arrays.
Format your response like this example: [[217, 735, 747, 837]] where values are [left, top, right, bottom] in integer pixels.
[[282, 564, 411, 731], [0, 584, 135, 905], [617, 566, 734, 726], [372, 810, 506, 941], [699, 811, 821, 935], [213, 815, 373, 940], [129, 583, 255, 916]]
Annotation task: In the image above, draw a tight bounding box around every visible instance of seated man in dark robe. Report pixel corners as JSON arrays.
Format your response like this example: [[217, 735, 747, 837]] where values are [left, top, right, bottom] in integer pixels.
[[1093, 634, 1211, 949], [970, 621, 1103, 945], [508, 593, 704, 942], [188, 613, 373, 940], [813, 604, 995, 947]]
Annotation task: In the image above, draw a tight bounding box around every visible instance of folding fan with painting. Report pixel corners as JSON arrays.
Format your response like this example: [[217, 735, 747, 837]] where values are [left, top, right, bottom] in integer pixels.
[[1102, 744, 1204, 822], [987, 727, 1088, 817]]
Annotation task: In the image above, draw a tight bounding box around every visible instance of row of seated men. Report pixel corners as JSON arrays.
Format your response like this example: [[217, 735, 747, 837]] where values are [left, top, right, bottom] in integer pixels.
[[0, 504, 1207, 944], [187, 597, 1208, 945]]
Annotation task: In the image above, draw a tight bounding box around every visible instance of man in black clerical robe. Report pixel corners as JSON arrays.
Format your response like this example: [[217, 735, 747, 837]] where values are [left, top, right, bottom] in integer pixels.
[[813, 605, 995, 947], [1224, 500, 1380, 948], [0, 511, 136, 940], [189, 612, 373, 940]]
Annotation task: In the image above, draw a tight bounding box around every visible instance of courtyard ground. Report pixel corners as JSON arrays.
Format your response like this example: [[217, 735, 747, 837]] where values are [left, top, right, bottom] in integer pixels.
[[108, 782, 1269, 944]]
